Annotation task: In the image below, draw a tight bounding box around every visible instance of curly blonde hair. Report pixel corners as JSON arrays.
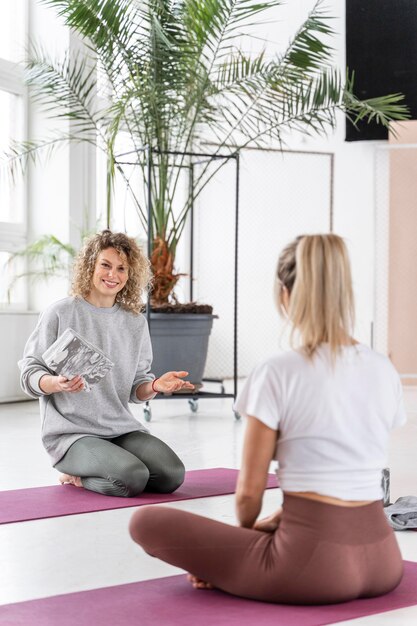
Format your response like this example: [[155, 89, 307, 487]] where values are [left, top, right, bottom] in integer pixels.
[[71, 230, 151, 314]]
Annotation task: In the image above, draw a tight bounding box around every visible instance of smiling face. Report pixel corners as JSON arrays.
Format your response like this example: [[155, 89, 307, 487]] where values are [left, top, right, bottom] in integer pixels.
[[88, 247, 129, 307]]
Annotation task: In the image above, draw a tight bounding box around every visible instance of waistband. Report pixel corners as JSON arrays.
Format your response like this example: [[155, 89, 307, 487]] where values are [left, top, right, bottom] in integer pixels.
[[281, 494, 390, 544]]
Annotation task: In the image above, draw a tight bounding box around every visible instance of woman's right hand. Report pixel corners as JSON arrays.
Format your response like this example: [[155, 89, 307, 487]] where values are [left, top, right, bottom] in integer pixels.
[[39, 374, 84, 394]]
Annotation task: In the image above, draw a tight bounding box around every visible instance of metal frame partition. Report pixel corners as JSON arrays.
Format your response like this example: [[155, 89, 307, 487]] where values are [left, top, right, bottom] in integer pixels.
[[120, 147, 241, 419]]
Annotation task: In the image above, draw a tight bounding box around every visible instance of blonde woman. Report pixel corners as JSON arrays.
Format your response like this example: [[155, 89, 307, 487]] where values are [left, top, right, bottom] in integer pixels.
[[19, 230, 193, 497], [130, 234, 405, 604]]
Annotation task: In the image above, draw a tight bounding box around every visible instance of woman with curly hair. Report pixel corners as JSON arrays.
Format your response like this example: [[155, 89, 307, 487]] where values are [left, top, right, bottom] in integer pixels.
[[19, 230, 192, 497]]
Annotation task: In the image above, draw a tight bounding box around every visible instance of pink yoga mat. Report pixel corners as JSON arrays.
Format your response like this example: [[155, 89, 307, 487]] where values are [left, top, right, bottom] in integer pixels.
[[1, 561, 417, 626], [0, 468, 278, 525]]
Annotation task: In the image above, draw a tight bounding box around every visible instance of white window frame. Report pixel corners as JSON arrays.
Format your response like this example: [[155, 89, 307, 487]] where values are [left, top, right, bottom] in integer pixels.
[[0, 1, 29, 310]]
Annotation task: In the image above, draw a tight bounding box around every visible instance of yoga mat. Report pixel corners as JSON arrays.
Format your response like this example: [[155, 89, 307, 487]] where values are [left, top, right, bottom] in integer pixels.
[[0, 468, 278, 525], [1, 561, 417, 626]]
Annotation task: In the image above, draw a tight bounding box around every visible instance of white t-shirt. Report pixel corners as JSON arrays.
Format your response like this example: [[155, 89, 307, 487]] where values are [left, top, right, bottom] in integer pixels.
[[234, 344, 406, 501]]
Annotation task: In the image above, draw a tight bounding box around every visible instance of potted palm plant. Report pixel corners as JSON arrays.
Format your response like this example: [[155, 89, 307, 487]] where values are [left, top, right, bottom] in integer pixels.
[[5, 0, 408, 385]]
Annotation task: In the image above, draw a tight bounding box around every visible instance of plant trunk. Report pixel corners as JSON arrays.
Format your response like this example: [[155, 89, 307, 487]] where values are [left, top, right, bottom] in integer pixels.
[[150, 236, 181, 306]]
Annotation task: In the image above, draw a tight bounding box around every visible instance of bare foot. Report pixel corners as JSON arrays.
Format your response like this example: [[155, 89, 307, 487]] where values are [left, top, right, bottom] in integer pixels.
[[59, 473, 83, 488], [187, 574, 214, 590]]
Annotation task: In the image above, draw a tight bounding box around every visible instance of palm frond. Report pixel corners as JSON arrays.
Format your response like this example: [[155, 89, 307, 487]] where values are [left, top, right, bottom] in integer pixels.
[[25, 45, 105, 136], [279, 0, 334, 77], [6, 234, 77, 300], [207, 1, 337, 150], [41, 0, 140, 60], [9, 234, 77, 263], [213, 49, 269, 92], [343, 72, 409, 128], [222, 68, 408, 148], [1, 135, 72, 184]]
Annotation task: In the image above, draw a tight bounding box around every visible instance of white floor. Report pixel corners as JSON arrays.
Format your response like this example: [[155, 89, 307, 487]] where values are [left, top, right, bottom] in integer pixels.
[[0, 390, 417, 625]]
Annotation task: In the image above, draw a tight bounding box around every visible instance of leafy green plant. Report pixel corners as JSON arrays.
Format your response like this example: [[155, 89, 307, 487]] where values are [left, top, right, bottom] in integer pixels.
[[6, 234, 76, 302], [4, 0, 409, 305]]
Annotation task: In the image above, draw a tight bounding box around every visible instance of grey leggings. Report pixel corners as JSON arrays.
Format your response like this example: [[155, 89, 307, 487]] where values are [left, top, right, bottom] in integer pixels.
[[55, 431, 185, 497]]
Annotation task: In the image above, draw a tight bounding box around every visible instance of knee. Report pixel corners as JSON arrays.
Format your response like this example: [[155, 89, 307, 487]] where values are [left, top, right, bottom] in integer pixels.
[[115, 463, 150, 497], [129, 506, 160, 553], [157, 459, 185, 493]]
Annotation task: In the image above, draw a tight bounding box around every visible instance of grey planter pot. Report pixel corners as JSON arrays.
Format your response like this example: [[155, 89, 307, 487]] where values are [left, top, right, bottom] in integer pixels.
[[149, 313, 217, 385]]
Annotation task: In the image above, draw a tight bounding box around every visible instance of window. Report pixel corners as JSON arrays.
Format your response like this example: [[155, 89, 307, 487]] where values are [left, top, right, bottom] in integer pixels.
[[0, 91, 25, 223], [0, 0, 27, 309], [0, 1, 25, 63]]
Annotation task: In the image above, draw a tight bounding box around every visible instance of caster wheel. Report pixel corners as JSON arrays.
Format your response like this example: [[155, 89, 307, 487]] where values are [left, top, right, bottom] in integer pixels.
[[144, 407, 152, 422], [234, 411, 241, 421], [188, 399, 198, 413]]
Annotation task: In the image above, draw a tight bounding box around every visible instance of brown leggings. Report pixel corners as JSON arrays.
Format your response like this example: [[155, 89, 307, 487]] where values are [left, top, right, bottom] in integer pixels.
[[129, 494, 403, 604]]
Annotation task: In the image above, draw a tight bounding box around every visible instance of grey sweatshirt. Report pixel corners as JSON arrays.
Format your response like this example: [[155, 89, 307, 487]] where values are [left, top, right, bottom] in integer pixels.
[[18, 296, 153, 465]]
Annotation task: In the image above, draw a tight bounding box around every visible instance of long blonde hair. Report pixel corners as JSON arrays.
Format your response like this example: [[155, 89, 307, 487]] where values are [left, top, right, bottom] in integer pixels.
[[276, 234, 355, 358], [71, 230, 151, 314]]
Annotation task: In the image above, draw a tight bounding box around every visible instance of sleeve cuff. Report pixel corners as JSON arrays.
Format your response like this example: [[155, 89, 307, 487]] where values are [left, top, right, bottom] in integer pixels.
[[29, 371, 50, 396], [130, 377, 155, 404]]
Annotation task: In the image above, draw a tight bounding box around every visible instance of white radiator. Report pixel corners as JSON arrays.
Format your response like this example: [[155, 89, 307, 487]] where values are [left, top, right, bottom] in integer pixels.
[[0, 312, 39, 402]]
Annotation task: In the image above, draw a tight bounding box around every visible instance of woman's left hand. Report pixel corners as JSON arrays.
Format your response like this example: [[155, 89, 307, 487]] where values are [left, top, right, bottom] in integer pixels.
[[253, 508, 283, 533], [154, 371, 195, 394]]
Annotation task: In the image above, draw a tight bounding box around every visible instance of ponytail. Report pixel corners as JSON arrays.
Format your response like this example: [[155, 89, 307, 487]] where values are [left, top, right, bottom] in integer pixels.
[[276, 234, 355, 358]]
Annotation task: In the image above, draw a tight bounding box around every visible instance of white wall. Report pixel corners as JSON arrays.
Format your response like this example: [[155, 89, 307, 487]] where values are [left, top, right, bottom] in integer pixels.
[[305, 0, 381, 348], [246, 0, 381, 348], [263, 0, 380, 348], [195, 0, 384, 377], [0, 312, 38, 401], [194, 149, 334, 378]]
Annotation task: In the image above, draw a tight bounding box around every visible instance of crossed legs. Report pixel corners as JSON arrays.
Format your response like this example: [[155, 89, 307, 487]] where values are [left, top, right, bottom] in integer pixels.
[[129, 497, 404, 604]]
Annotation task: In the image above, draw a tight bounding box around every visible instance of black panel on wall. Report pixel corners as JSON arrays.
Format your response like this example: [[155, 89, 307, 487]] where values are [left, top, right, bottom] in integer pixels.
[[346, 0, 417, 141]]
